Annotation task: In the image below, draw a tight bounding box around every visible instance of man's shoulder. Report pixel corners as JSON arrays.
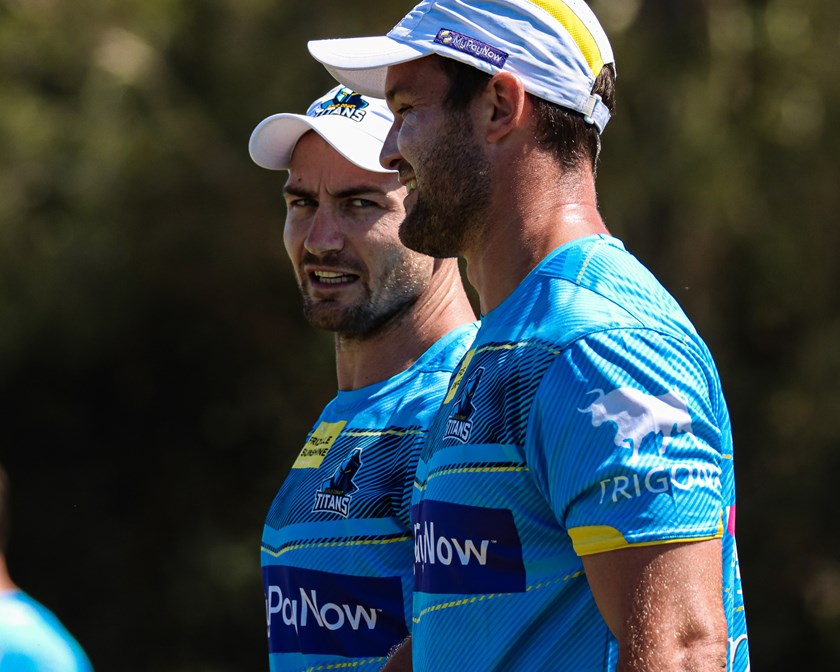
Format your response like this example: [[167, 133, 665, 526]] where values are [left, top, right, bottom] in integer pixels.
[[488, 237, 647, 346], [522, 235, 695, 345], [538, 235, 660, 301], [0, 592, 92, 671]]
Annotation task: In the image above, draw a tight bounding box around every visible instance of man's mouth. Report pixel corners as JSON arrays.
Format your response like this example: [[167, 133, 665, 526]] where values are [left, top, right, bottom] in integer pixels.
[[400, 166, 418, 195], [311, 270, 358, 285]]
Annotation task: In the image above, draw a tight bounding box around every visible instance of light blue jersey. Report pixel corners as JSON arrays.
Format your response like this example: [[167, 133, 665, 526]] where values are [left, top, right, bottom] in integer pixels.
[[0, 590, 93, 671], [261, 323, 477, 672], [412, 236, 749, 671]]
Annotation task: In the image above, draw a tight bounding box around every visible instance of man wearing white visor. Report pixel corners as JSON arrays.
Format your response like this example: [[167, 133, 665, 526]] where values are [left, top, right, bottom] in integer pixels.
[[249, 84, 476, 672], [308, 2, 749, 671]]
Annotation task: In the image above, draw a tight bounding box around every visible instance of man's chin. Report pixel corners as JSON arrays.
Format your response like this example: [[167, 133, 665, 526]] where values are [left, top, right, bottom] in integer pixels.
[[304, 311, 347, 334], [302, 301, 341, 330], [302, 303, 370, 336], [399, 210, 457, 258]]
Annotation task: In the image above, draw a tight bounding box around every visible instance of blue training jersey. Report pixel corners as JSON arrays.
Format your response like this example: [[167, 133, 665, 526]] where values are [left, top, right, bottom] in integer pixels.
[[412, 235, 749, 671], [261, 323, 478, 672], [0, 590, 93, 671]]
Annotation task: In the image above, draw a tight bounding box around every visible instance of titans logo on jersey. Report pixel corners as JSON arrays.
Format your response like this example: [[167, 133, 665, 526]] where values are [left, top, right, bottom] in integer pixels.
[[312, 448, 363, 517], [443, 367, 483, 443]]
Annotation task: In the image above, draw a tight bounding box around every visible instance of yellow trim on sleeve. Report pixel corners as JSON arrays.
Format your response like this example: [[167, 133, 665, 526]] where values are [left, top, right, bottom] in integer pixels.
[[569, 524, 725, 557]]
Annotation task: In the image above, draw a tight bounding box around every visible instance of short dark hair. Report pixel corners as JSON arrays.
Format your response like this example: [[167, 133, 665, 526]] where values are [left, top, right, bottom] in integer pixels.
[[434, 55, 617, 172], [0, 465, 9, 553]]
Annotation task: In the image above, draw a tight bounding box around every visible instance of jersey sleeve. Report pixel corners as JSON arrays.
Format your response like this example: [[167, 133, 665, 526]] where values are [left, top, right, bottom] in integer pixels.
[[525, 328, 726, 556]]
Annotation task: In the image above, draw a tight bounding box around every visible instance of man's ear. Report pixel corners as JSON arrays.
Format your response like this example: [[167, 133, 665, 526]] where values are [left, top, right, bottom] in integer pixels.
[[479, 72, 528, 144]]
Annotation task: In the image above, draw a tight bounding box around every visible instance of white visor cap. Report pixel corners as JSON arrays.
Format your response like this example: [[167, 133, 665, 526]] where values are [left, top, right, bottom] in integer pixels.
[[249, 84, 395, 173], [308, 0, 615, 132]]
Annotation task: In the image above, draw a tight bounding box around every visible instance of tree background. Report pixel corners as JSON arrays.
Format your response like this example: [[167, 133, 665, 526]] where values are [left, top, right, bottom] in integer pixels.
[[1, 0, 837, 669]]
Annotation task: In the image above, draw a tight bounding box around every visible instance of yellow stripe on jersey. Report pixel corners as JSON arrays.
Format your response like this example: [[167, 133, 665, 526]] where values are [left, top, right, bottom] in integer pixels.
[[261, 533, 410, 558], [569, 523, 724, 557], [444, 342, 565, 407], [414, 464, 529, 492], [443, 348, 476, 405], [479, 341, 564, 357], [343, 428, 425, 437], [413, 569, 586, 624]]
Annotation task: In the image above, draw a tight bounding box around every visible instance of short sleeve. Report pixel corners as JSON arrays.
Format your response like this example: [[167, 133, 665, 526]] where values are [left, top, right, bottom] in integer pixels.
[[525, 328, 725, 556]]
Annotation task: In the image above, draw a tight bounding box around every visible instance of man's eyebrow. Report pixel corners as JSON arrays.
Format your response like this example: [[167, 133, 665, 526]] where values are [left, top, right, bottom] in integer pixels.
[[282, 183, 388, 199], [332, 185, 388, 199], [283, 183, 312, 198]]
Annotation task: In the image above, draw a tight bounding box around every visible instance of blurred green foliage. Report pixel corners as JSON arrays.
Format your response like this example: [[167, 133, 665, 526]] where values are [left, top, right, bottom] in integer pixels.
[[0, 0, 838, 669]]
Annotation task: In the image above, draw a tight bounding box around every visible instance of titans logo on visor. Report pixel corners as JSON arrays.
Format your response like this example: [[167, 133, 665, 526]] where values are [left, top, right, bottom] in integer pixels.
[[313, 87, 369, 121]]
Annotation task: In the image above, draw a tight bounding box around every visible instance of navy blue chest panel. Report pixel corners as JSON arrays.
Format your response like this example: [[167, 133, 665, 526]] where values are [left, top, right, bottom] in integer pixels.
[[266, 426, 424, 531], [425, 341, 561, 462]]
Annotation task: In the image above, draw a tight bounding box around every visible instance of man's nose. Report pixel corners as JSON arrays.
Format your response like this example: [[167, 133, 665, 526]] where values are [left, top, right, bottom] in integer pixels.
[[303, 206, 344, 256], [380, 122, 402, 171]]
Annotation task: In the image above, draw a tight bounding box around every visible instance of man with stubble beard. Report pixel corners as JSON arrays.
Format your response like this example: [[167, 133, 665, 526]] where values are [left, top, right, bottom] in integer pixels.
[[248, 84, 476, 672], [308, 1, 749, 670]]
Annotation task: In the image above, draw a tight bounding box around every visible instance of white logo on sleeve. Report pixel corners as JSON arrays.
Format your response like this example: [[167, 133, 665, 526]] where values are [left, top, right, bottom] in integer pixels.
[[578, 387, 693, 461]]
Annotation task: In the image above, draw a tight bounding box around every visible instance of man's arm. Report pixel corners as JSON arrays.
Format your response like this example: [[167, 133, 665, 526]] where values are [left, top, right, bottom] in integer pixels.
[[381, 636, 412, 671], [582, 539, 727, 671]]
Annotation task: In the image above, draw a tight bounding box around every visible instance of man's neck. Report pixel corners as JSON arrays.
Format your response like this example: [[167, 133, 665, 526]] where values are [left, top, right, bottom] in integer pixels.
[[334, 262, 475, 391], [466, 158, 607, 314], [0, 555, 18, 594]]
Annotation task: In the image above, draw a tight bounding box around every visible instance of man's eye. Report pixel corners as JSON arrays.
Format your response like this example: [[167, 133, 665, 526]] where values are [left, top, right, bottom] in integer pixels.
[[349, 198, 376, 208], [288, 198, 315, 208]]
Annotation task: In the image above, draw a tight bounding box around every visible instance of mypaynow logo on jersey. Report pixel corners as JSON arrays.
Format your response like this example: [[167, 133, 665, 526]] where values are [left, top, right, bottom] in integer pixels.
[[263, 565, 408, 657], [412, 500, 526, 594]]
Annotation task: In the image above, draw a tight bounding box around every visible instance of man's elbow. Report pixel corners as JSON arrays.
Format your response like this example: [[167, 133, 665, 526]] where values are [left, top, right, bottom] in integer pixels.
[[619, 609, 728, 671], [676, 611, 728, 671]]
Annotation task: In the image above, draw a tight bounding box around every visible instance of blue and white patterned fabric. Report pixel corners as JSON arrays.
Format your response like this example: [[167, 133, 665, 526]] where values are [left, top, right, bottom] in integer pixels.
[[411, 235, 749, 671], [261, 323, 477, 672]]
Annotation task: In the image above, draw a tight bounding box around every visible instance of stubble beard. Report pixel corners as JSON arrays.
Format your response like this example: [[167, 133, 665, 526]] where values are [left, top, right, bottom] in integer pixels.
[[398, 112, 493, 259], [299, 251, 429, 340]]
